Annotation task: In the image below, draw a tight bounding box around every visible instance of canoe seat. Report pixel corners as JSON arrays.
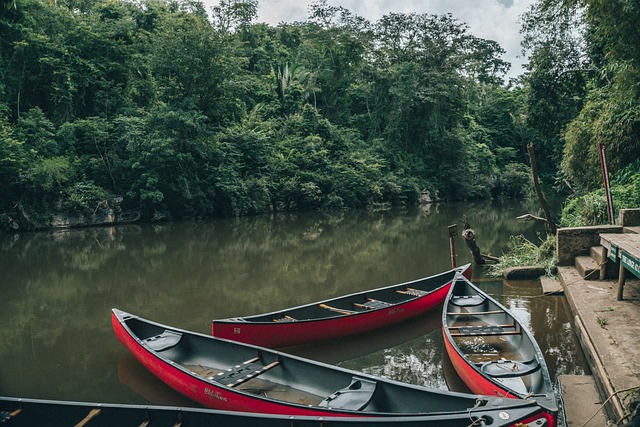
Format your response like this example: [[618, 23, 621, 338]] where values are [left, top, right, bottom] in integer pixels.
[[319, 377, 377, 411], [353, 299, 392, 310], [0, 409, 22, 423], [447, 310, 504, 316], [479, 358, 540, 378], [449, 325, 521, 337], [450, 295, 486, 307], [397, 288, 428, 297], [143, 330, 182, 352], [214, 358, 280, 388], [272, 315, 297, 322]]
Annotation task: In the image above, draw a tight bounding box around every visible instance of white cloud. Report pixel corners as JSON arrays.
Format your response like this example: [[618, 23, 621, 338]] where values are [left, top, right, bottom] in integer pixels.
[[205, 0, 535, 78]]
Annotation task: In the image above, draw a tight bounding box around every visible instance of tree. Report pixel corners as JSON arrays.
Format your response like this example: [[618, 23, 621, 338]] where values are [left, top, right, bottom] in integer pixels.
[[521, 0, 640, 189]]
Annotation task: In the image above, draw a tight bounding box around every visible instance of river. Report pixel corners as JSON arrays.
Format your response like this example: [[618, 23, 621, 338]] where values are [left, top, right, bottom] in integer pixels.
[[0, 200, 588, 405]]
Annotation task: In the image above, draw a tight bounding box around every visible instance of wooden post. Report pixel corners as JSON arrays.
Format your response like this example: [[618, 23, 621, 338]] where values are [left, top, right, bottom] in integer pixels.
[[461, 216, 487, 265], [448, 224, 458, 268], [617, 261, 626, 301], [599, 143, 615, 224]]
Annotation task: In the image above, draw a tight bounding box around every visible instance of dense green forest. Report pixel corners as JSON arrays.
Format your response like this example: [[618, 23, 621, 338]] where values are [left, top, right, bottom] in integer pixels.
[[0, 0, 638, 229]]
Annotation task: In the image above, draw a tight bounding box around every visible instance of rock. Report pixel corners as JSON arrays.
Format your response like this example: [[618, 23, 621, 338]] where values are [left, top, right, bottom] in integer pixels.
[[503, 266, 546, 280]]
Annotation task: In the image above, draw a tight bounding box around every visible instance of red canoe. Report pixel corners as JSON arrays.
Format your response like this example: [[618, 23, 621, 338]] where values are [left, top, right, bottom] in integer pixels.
[[112, 308, 549, 426], [212, 264, 471, 348], [0, 394, 550, 427], [442, 275, 558, 427]]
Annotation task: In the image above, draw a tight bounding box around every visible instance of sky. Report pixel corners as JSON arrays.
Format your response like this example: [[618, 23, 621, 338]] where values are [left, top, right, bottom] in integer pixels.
[[205, 0, 537, 79]]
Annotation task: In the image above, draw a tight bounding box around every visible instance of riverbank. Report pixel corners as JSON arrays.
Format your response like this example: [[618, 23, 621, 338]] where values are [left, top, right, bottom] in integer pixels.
[[559, 265, 640, 424]]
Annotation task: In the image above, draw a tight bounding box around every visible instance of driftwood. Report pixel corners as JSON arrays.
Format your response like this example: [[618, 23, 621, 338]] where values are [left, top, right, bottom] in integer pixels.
[[461, 216, 499, 264], [516, 214, 547, 223]]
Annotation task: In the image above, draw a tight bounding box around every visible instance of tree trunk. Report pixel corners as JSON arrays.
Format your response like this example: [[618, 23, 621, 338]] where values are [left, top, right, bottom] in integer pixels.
[[527, 144, 557, 235]]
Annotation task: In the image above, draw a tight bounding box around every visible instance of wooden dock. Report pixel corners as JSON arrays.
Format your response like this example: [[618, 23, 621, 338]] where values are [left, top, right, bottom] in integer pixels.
[[600, 233, 640, 300]]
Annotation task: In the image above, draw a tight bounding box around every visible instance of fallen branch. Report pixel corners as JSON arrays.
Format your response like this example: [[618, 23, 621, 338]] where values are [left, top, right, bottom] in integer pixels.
[[516, 214, 548, 223]]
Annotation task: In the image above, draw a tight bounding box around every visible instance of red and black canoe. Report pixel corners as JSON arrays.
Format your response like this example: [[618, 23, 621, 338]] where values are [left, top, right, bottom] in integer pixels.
[[211, 264, 471, 348], [112, 308, 549, 426], [442, 275, 558, 426], [0, 394, 550, 427]]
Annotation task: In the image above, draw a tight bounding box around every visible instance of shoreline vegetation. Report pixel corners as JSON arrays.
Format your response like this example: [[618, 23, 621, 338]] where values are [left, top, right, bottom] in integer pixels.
[[1, 1, 639, 236]]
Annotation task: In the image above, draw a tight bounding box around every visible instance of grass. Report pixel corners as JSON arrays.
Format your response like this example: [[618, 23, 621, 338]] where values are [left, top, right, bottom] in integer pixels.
[[487, 234, 558, 278], [596, 315, 609, 329]]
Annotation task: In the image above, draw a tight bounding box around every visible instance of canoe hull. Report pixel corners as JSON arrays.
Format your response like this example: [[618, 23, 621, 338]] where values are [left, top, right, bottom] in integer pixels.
[[212, 285, 450, 348], [113, 308, 551, 426], [212, 265, 471, 348], [0, 395, 553, 427], [441, 276, 558, 427], [112, 312, 348, 417]]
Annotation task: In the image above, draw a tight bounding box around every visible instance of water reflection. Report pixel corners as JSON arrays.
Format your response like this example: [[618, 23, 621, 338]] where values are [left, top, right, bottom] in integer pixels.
[[0, 201, 586, 404]]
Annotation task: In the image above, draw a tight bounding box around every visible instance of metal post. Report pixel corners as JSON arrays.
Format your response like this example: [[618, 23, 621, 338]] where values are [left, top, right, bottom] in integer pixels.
[[599, 143, 614, 224], [448, 224, 458, 269]]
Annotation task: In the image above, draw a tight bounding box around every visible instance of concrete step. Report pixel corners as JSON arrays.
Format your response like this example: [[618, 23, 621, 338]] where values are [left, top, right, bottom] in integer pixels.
[[590, 245, 607, 264], [575, 256, 600, 280], [540, 276, 564, 295], [558, 375, 609, 426]]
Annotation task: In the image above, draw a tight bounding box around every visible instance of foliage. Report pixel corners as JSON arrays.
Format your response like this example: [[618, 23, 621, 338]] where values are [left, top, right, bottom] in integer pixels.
[[63, 181, 110, 215], [0, 0, 555, 228], [493, 163, 534, 200], [560, 159, 640, 227], [488, 234, 558, 278], [521, 0, 640, 188]]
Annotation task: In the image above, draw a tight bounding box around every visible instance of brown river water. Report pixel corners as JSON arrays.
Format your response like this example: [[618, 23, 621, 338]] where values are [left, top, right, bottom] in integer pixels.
[[0, 200, 588, 405]]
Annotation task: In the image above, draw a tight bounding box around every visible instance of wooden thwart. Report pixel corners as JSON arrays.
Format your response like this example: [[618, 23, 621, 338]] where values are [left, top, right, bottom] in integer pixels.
[[227, 360, 281, 388], [449, 324, 521, 337], [449, 323, 515, 330], [320, 304, 356, 315], [447, 310, 504, 316], [74, 408, 101, 427]]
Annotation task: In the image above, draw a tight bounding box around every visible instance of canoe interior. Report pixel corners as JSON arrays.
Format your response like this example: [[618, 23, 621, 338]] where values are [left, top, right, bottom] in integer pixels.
[[445, 278, 550, 398], [123, 313, 489, 415], [238, 267, 464, 323]]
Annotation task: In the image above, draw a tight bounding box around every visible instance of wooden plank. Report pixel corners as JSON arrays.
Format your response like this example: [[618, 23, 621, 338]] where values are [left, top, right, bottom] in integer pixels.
[[601, 233, 640, 259], [448, 323, 515, 330], [319, 304, 356, 315], [4, 409, 22, 420], [396, 289, 424, 296], [447, 310, 504, 316], [451, 330, 522, 337], [228, 360, 280, 388], [74, 408, 101, 427], [272, 315, 297, 322]]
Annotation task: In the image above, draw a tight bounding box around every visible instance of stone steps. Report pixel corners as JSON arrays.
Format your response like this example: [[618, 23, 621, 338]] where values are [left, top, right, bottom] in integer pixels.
[[575, 245, 618, 280], [575, 255, 600, 280]]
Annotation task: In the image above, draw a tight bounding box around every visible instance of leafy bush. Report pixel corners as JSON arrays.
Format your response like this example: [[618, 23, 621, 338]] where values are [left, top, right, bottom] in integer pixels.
[[560, 159, 640, 227], [492, 162, 533, 199], [63, 181, 111, 216]]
